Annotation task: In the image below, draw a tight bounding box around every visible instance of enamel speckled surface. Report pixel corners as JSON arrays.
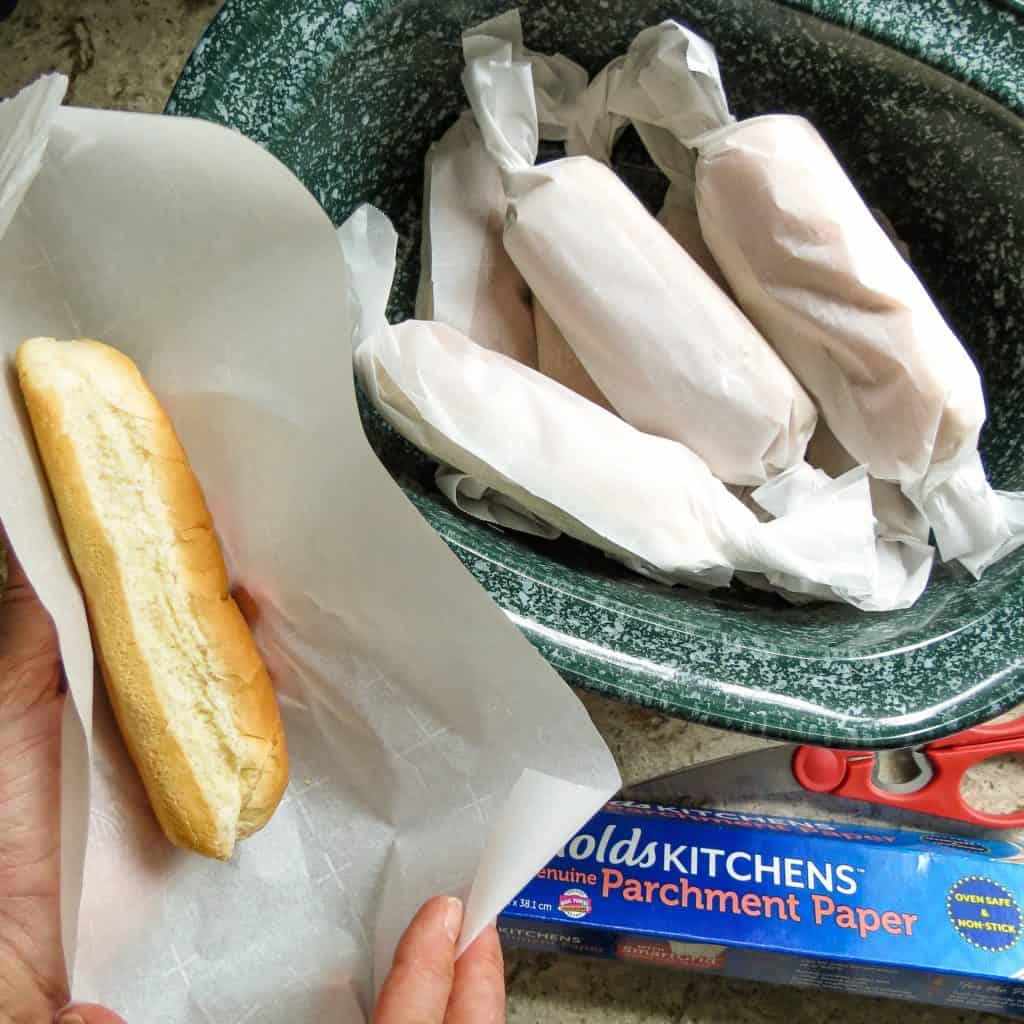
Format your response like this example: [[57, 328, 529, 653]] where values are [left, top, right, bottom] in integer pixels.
[[167, 0, 1024, 747]]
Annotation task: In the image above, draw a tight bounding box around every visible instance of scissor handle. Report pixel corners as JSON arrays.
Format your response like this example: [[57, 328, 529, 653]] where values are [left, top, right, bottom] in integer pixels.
[[926, 715, 1024, 750], [793, 743, 1024, 829], [792, 747, 855, 793]]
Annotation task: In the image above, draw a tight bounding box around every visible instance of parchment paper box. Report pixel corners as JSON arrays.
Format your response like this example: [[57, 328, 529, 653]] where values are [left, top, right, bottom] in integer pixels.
[[499, 802, 1024, 1016]]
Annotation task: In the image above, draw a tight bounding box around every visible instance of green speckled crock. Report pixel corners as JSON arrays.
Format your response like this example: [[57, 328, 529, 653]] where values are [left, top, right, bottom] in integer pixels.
[[167, 0, 1024, 748]]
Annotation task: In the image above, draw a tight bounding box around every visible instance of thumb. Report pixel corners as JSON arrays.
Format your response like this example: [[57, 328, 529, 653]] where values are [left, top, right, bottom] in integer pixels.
[[371, 895, 463, 1024], [55, 1004, 128, 1024]]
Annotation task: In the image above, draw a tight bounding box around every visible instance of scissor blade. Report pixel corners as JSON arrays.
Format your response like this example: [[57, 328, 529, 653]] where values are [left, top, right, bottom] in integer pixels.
[[620, 744, 799, 805]]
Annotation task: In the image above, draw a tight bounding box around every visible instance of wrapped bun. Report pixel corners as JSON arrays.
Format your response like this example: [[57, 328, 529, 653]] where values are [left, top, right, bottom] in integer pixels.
[[461, 23, 817, 488]]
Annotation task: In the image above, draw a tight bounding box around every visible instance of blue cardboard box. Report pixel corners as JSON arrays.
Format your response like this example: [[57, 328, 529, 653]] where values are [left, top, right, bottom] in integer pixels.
[[499, 802, 1024, 1016]]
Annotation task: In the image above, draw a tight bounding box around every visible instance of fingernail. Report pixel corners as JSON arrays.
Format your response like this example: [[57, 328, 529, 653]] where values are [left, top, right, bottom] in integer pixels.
[[443, 896, 463, 944], [56, 1014, 84, 1024]]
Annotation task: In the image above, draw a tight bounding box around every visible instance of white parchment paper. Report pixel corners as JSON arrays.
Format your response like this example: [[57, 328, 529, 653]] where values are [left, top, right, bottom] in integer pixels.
[[0, 78, 620, 1022]]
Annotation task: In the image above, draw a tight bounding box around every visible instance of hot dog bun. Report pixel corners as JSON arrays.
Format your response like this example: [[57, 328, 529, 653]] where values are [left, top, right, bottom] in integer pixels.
[[16, 337, 288, 859]]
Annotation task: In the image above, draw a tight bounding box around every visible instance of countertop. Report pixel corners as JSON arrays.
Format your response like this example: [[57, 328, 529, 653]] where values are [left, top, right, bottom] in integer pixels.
[[1, 2, 1019, 1021]]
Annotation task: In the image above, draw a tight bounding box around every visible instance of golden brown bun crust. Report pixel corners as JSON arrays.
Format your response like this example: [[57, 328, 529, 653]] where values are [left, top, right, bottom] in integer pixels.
[[16, 337, 288, 859]]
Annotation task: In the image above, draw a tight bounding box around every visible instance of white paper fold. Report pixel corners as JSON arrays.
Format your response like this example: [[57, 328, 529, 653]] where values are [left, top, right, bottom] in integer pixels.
[[462, 10, 588, 142], [415, 12, 588, 368], [614, 19, 1024, 577], [0, 74, 67, 240], [752, 464, 934, 611], [806, 420, 930, 546], [414, 111, 537, 365], [0, 78, 620, 1022], [461, 29, 818, 489], [436, 466, 561, 538], [563, 57, 629, 164], [609, 21, 732, 147]]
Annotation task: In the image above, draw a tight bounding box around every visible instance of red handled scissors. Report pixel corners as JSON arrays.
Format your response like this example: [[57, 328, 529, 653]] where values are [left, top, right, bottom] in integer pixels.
[[622, 716, 1024, 829]]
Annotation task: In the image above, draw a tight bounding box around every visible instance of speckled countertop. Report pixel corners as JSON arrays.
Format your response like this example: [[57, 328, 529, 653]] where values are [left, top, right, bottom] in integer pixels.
[[1, 3, 1020, 1021]]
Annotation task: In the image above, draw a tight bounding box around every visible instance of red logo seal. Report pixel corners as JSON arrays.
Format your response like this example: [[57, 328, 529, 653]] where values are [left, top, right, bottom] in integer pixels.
[[558, 888, 592, 919]]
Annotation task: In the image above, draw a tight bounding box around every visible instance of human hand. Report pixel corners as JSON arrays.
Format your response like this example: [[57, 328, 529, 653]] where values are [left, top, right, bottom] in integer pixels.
[[1, 525, 504, 1024], [0, 525, 125, 1024], [373, 896, 505, 1024]]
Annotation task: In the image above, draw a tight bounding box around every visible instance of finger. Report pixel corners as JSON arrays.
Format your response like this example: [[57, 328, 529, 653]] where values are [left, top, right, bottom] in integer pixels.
[[55, 1004, 128, 1024], [444, 923, 505, 1024], [231, 584, 261, 627], [0, 518, 60, 697], [0, 518, 30, 594], [372, 895, 463, 1024]]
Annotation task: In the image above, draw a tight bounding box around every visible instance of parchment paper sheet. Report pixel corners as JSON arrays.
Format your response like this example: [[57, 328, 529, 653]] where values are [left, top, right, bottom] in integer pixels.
[[0, 78, 619, 1023]]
